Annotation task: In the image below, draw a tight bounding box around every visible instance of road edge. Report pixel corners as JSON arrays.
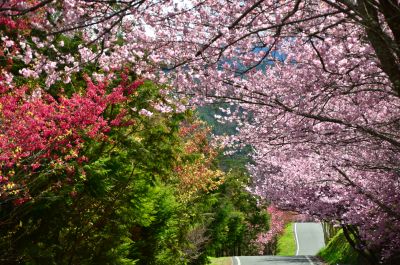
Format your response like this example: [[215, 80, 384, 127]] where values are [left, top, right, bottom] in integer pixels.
[[294, 222, 300, 255]]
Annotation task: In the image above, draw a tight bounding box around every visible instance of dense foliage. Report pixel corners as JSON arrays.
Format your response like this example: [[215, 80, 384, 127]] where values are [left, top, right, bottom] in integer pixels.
[[0, 4, 270, 264], [205, 169, 269, 258], [0, 77, 268, 264]]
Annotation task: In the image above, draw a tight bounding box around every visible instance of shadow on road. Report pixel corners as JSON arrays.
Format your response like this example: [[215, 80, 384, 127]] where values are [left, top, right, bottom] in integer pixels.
[[255, 256, 311, 263], [237, 255, 318, 264]]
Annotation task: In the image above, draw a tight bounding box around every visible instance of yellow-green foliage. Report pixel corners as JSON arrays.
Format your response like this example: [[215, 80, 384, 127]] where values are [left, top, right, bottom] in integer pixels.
[[209, 257, 232, 265], [277, 223, 297, 256], [318, 229, 362, 265]]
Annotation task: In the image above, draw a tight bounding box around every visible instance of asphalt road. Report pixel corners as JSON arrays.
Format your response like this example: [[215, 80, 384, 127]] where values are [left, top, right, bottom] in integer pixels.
[[232, 222, 325, 265], [232, 256, 321, 265], [294, 222, 325, 256]]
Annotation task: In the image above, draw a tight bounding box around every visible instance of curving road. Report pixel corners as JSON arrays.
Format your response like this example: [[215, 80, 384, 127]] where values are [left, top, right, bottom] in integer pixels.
[[232, 222, 325, 265], [294, 222, 325, 256]]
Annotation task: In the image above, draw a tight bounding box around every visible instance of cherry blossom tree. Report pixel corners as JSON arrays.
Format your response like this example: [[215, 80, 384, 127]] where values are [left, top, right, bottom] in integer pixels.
[[253, 205, 295, 255], [1, 0, 400, 263]]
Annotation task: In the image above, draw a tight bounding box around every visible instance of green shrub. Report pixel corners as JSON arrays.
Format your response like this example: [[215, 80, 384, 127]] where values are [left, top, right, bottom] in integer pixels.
[[318, 229, 363, 265]]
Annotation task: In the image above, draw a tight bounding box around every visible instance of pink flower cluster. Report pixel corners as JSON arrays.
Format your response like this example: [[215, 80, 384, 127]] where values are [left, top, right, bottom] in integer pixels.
[[253, 205, 294, 254]]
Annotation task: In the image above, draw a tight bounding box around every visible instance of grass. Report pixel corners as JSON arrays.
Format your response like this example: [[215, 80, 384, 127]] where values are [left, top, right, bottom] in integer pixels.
[[277, 223, 297, 256], [209, 257, 232, 265], [318, 229, 362, 265]]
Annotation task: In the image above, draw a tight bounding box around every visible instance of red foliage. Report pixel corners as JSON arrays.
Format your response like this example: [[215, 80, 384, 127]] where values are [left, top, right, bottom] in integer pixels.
[[0, 78, 142, 205]]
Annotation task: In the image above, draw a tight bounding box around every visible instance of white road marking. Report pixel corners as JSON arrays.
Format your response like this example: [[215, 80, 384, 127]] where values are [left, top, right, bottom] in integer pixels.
[[294, 223, 300, 255], [306, 255, 315, 265], [234, 256, 241, 265], [295, 224, 316, 264]]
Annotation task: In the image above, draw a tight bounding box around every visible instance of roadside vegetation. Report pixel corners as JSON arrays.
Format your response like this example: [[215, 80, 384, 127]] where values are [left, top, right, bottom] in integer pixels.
[[0, 55, 269, 264], [197, 105, 270, 258], [209, 257, 232, 265], [276, 223, 297, 256], [318, 230, 365, 265]]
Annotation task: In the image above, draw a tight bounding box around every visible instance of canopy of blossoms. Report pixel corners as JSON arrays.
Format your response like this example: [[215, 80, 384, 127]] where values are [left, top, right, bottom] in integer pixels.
[[1, 0, 399, 262]]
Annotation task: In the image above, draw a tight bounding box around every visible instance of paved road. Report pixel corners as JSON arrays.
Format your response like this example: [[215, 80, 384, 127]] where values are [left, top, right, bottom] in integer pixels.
[[295, 222, 325, 255], [232, 256, 321, 265], [232, 222, 325, 265]]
